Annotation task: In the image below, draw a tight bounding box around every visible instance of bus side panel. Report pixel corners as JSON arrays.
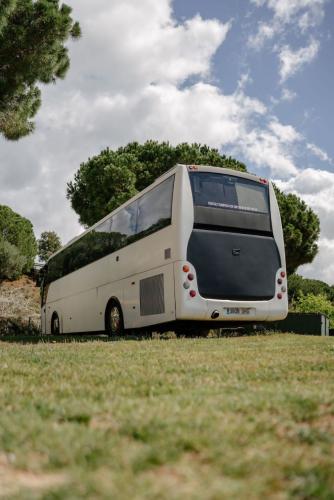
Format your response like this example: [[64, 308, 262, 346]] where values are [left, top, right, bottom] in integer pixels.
[[122, 262, 176, 329], [61, 287, 99, 333]]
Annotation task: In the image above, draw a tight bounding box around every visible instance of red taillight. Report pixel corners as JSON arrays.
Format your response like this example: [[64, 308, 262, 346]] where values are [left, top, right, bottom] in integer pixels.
[[277, 293, 282, 299], [280, 271, 286, 278], [189, 290, 196, 298], [188, 273, 194, 281], [277, 278, 282, 285], [183, 265, 190, 273], [259, 178, 268, 184]]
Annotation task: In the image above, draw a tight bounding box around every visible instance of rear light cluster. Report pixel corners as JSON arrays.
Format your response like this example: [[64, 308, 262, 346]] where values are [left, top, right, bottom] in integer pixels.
[[277, 270, 287, 299], [183, 264, 197, 297]]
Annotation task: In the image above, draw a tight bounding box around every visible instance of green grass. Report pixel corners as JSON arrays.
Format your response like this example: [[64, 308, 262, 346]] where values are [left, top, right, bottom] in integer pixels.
[[0, 334, 334, 499]]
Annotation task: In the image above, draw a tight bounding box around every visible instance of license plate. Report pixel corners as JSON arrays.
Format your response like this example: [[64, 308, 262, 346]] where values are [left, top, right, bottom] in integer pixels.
[[223, 307, 253, 316]]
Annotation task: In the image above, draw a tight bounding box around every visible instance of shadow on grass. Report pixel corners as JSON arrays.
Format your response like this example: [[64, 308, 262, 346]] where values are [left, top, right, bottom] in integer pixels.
[[0, 332, 156, 344]]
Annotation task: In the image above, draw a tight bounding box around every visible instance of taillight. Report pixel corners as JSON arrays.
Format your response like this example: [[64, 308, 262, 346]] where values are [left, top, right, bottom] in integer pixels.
[[259, 178, 268, 184], [277, 278, 282, 285], [188, 273, 194, 281], [280, 271, 286, 278], [183, 265, 190, 273], [183, 282, 190, 289], [189, 290, 196, 298], [277, 293, 282, 299]]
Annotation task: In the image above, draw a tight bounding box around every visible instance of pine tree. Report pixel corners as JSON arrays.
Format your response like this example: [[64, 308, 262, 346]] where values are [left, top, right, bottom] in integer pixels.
[[0, 0, 81, 140]]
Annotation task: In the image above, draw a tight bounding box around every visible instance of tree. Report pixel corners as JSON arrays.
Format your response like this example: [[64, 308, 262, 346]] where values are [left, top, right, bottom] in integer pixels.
[[66, 141, 320, 274], [0, 235, 27, 280], [38, 231, 62, 263], [0, 205, 37, 272], [274, 187, 320, 274], [288, 274, 334, 303], [0, 0, 81, 140], [67, 141, 247, 227]]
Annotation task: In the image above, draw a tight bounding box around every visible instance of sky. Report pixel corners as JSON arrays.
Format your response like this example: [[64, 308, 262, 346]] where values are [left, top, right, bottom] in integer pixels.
[[0, 0, 333, 283]]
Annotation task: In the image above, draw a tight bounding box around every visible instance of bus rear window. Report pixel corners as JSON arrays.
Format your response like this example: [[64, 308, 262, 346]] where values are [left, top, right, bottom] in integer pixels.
[[189, 172, 269, 214]]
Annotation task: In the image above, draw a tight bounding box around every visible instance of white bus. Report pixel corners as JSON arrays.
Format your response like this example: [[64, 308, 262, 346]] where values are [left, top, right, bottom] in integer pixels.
[[40, 164, 288, 336]]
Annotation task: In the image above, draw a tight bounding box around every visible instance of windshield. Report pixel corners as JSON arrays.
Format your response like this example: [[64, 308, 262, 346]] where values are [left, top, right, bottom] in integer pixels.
[[189, 172, 269, 214]]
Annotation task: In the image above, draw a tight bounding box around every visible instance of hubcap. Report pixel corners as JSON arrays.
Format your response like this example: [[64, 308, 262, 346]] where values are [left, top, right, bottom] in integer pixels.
[[110, 306, 120, 333]]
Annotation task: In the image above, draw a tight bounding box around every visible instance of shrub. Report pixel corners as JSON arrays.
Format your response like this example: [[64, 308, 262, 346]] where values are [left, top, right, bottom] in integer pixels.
[[292, 293, 334, 328], [0, 204, 37, 272], [0, 236, 27, 280]]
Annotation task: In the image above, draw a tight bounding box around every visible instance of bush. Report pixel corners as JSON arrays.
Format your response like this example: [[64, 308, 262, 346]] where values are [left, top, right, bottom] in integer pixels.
[[0, 204, 37, 273], [292, 293, 334, 328], [0, 236, 26, 280], [0, 317, 40, 336]]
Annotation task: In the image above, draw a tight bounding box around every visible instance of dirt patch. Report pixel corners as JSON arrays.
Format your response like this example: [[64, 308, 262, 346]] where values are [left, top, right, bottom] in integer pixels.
[[0, 455, 67, 497], [0, 275, 40, 327]]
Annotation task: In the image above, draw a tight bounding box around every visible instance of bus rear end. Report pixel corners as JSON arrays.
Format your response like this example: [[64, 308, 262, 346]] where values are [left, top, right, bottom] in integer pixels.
[[175, 165, 288, 326]]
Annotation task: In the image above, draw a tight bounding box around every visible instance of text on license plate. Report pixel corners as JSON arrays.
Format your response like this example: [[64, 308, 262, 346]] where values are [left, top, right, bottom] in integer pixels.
[[223, 307, 253, 316]]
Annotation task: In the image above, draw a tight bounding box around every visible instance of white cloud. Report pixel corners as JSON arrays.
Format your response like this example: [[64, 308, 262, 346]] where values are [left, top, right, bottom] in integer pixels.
[[263, 0, 326, 25], [70, 1, 230, 94], [250, 0, 327, 40], [298, 239, 334, 284], [278, 38, 320, 82], [269, 120, 301, 142], [275, 168, 334, 283], [281, 88, 297, 101], [307, 143, 333, 164], [248, 21, 277, 49]]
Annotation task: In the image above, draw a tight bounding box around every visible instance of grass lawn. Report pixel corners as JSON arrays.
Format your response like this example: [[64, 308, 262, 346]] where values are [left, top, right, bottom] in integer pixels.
[[0, 333, 334, 499]]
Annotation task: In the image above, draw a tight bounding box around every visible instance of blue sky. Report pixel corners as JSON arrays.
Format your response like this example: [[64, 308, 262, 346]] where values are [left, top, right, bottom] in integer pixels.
[[174, 0, 334, 172], [0, 0, 333, 282]]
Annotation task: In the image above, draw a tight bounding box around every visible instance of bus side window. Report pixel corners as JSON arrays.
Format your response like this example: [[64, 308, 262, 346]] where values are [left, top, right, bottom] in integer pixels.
[[136, 176, 174, 236], [40, 266, 48, 306]]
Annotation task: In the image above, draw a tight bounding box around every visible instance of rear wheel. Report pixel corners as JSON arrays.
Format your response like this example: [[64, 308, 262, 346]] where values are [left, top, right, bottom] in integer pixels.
[[51, 312, 60, 335], [106, 301, 124, 337]]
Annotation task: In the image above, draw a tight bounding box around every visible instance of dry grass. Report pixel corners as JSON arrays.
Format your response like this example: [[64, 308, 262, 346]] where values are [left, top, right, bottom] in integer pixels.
[[0, 275, 40, 328], [0, 333, 333, 499]]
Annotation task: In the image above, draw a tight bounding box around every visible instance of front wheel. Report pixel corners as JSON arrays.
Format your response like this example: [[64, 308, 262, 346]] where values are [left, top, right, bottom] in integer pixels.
[[106, 301, 124, 337]]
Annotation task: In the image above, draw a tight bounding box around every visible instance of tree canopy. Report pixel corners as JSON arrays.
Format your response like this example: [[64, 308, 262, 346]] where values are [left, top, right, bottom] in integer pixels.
[[274, 187, 320, 274], [67, 141, 247, 227], [66, 140, 320, 275], [38, 230, 62, 263], [0, 0, 81, 140], [0, 204, 37, 277], [288, 274, 334, 303]]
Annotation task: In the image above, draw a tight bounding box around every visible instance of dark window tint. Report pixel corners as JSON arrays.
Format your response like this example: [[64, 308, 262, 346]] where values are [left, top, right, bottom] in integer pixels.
[[136, 176, 174, 237], [110, 201, 137, 250], [46, 176, 174, 284], [190, 172, 269, 214]]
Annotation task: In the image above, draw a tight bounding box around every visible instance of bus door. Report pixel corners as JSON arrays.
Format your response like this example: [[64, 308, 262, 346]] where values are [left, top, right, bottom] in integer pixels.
[[40, 266, 48, 333]]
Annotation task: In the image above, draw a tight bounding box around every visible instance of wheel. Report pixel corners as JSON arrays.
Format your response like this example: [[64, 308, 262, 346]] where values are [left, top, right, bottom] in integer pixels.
[[51, 312, 60, 335], [106, 301, 124, 337]]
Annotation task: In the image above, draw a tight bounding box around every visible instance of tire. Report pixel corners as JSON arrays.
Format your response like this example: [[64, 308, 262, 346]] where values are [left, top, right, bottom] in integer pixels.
[[51, 312, 60, 335], [106, 301, 124, 337]]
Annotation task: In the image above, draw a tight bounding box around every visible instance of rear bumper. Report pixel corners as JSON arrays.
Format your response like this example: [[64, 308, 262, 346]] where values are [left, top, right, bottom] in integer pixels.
[[174, 262, 288, 322]]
